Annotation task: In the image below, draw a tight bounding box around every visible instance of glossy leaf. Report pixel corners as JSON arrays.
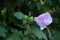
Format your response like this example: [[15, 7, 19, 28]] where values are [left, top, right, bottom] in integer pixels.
[[13, 12, 24, 20]]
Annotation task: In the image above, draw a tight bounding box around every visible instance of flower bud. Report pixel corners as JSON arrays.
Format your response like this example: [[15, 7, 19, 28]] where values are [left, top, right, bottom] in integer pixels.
[[1, 8, 6, 16], [23, 15, 28, 19], [29, 16, 34, 22], [23, 19, 27, 25]]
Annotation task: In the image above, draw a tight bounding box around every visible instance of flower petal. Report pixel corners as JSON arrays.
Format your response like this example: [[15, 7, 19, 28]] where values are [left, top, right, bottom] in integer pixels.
[[34, 12, 53, 30]]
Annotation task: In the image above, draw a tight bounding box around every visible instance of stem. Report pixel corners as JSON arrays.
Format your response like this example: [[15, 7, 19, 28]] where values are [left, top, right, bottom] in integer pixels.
[[46, 27, 52, 39]]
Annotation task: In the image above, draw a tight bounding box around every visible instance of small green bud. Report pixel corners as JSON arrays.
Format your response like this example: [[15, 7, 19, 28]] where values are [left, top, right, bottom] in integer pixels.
[[23, 19, 27, 25], [29, 16, 34, 22], [24, 15, 28, 19], [1, 10, 4, 13], [1, 8, 6, 15], [1, 8, 6, 19]]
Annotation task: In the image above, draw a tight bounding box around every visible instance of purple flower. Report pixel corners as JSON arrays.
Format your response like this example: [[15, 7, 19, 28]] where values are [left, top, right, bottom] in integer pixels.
[[34, 12, 53, 30]]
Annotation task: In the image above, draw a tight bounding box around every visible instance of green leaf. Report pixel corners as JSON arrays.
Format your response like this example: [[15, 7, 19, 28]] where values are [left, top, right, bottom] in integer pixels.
[[0, 26, 7, 37], [7, 33, 19, 40], [31, 27, 47, 40], [7, 31, 22, 40], [10, 28, 19, 33], [14, 37, 21, 40], [23, 36, 30, 40], [13, 12, 24, 20]]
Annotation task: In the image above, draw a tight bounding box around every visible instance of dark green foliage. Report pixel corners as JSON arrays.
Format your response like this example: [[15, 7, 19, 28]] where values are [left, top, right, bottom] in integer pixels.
[[0, 0, 60, 40]]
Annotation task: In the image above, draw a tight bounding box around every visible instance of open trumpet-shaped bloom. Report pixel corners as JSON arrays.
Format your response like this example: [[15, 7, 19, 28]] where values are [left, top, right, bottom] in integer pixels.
[[34, 12, 53, 30]]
